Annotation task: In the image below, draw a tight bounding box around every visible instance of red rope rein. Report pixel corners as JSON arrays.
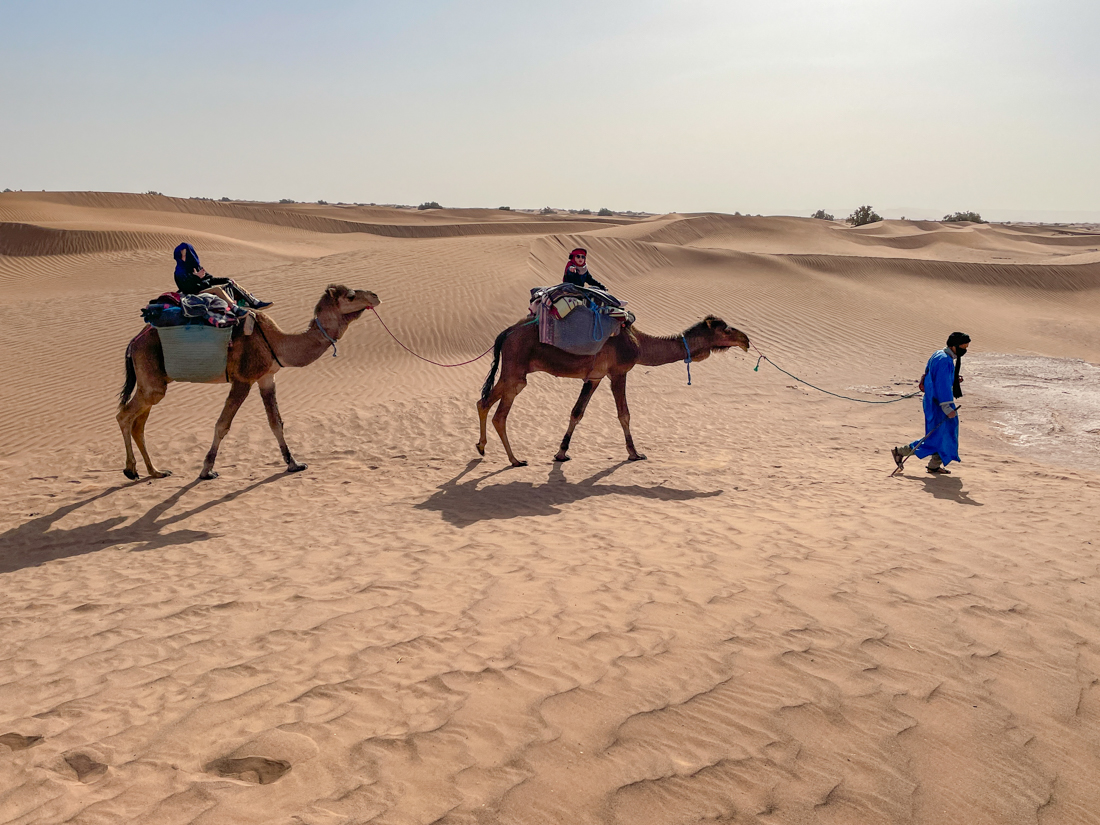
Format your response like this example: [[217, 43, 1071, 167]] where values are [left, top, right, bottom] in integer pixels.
[[369, 306, 494, 368]]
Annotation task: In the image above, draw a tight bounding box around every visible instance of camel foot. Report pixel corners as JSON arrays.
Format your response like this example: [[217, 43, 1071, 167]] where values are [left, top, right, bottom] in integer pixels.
[[554, 453, 571, 462], [476, 443, 486, 456], [199, 470, 219, 480], [510, 459, 528, 467], [287, 462, 307, 473], [123, 468, 139, 480], [628, 453, 648, 462], [150, 470, 173, 479]]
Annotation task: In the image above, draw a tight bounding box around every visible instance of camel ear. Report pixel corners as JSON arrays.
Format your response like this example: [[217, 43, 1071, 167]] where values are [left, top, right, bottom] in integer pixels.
[[705, 317, 716, 329], [326, 286, 338, 302]]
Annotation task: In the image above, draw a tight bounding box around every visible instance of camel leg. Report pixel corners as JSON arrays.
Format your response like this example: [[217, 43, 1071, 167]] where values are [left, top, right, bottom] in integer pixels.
[[610, 374, 646, 461], [199, 381, 253, 480], [118, 387, 169, 479], [258, 375, 307, 473], [132, 406, 172, 479], [476, 394, 496, 457], [554, 379, 601, 462], [492, 378, 528, 467]]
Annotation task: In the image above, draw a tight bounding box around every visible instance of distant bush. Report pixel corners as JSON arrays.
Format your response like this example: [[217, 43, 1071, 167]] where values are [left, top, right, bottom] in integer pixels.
[[418, 201, 442, 210], [146, 190, 162, 196], [317, 199, 328, 205], [279, 198, 295, 204], [943, 211, 985, 223], [578, 208, 592, 215], [219, 196, 231, 202], [598, 207, 613, 216], [539, 206, 554, 215], [498, 206, 511, 211], [810, 209, 834, 220], [847, 205, 882, 226], [3, 188, 12, 193]]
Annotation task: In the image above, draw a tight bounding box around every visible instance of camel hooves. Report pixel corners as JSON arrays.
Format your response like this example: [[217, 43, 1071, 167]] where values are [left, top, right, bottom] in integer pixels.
[[287, 463, 308, 473], [151, 471, 173, 478], [510, 460, 529, 467], [554, 455, 571, 463], [123, 468, 139, 480], [199, 471, 219, 481], [476, 444, 486, 456], [629, 454, 648, 461]]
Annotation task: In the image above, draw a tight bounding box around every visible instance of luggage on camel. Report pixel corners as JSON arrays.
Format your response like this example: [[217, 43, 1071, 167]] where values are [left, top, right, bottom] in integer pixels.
[[529, 284, 635, 356], [138, 292, 250, 383]]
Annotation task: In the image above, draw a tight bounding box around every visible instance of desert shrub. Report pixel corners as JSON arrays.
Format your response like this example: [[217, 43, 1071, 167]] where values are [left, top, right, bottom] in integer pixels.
[[317, 199, 328, 205], [498, 206, 510, 211], [578, 208, 591, 215], [219, 196, 230, 202], [540, 206, 554, 215], [847, 205, 882, 226], [2, 188, 10, 193], [810, 209, 834, 220], [279, 198, 295, 204], [943, 211, 985, 223], [598, 207, 613, 216], [418, 201, 442, 210]]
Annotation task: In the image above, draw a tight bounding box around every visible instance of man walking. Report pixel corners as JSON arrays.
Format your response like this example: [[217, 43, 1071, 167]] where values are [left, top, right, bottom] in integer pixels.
[[892, 332, 971, 475]]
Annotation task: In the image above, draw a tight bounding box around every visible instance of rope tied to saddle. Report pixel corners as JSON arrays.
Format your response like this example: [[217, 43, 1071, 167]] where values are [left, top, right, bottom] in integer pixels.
[[750, 343, 921, 405]]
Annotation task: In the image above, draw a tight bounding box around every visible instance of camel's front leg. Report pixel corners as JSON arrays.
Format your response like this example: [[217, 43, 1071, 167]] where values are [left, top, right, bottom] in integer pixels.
[[258, 375, 307, 473], [199, 381, 253, 480], [554, 379, 601, 462], [610, 374, 645, 461], [492, 378, 528, 467]]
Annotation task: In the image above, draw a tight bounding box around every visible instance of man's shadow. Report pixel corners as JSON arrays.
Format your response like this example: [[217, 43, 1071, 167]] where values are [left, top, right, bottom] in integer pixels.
[[909, 474, 983, 506], [0, 472, 288, 575], [416, 458, 723, 527]]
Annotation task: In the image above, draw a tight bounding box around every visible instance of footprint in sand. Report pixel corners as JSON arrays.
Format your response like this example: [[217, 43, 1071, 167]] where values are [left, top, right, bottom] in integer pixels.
[[63, 752, 109, 782], [0, 733, 43, 751], [206, 756, 291, 785]]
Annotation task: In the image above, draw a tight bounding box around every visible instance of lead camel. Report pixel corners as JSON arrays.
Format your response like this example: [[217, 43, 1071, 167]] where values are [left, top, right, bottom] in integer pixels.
[[118, 285, 380, 480], [477, 316, 751, 466]]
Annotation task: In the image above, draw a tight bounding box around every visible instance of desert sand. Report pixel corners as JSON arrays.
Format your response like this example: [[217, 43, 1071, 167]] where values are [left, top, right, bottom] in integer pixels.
[[1, 191, 1099, 824]]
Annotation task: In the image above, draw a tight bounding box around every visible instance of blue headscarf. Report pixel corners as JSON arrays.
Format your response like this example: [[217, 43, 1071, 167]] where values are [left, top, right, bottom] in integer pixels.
[[173, 242, 200, 278]]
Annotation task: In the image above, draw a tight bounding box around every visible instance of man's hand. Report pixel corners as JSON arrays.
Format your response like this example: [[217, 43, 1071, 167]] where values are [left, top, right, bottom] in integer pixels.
[[947, 408, 958, 419]]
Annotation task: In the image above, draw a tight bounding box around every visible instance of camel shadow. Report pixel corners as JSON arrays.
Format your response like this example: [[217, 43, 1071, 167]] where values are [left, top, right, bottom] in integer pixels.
[[910, 474, 983, 506], [0, 472, 288, 575], [417, 458, 723, 527]]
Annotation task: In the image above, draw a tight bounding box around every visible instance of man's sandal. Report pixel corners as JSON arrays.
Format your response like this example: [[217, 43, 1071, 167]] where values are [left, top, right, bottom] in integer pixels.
[[926, 466, 951, 475]]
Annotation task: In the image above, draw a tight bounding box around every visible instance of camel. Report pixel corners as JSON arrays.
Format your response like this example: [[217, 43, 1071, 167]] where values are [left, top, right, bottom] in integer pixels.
[[118, 284, 380, 480], [477, 315, 751, 466]]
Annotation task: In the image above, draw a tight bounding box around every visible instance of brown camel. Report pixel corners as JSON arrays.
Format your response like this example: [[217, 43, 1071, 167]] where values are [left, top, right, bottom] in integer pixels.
[[477, 315, 751, 466], [118, 284, 380, 480]]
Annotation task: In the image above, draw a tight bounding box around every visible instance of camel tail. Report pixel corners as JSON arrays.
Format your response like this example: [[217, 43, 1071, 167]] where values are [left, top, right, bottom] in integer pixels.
[[480, 327, 511, 404], [119, 348, 137, 408]]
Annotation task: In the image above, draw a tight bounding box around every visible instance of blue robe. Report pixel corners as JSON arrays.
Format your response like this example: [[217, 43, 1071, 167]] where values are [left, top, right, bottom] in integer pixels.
[[912, 348, 960, 464]]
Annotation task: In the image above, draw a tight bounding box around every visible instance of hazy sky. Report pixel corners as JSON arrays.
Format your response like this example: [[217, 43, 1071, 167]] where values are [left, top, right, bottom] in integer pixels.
[[2, 1, 1097, 220]]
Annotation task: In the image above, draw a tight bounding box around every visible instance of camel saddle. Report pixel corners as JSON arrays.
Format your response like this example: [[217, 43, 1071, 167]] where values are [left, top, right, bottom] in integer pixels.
[[530, 284, 634, 356]]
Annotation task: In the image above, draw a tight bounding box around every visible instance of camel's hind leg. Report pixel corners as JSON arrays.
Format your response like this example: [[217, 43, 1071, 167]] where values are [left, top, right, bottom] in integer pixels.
[[610, 373, 646, 461], [554, 378, 601, 462], [490, 377, 528, 467], [199, 381, 253, 480], [118, 388, 170, 480], [476, 383, 503, 457], [258, 375, 307, 473]]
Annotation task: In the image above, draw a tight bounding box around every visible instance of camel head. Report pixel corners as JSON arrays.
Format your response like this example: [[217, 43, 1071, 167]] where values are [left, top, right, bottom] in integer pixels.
[[686, 315, 751, 354], [315, 284, 381, 327]]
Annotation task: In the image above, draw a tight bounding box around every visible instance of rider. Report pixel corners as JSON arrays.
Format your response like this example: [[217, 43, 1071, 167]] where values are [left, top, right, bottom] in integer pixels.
[[562, 248, 607, 290], [173, 242, 272, 309]]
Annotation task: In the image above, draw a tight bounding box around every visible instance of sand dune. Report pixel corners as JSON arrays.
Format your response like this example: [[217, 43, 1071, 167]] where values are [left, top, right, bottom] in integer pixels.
[[1, 192, 1099, 824]]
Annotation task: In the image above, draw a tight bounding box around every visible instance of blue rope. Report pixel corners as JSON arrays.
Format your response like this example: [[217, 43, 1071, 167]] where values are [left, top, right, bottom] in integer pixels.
[[314, 317, 339, 357], [682, 335, 692, 385]]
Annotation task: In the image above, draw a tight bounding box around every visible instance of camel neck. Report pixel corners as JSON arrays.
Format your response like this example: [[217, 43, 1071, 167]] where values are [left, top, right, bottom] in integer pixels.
[[263, 314, 345, 368], [635, 330, 701, 367]]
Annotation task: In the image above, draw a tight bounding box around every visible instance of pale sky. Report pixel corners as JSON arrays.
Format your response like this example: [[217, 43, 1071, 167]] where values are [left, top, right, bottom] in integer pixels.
[[2, 1, 1097, 221]]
